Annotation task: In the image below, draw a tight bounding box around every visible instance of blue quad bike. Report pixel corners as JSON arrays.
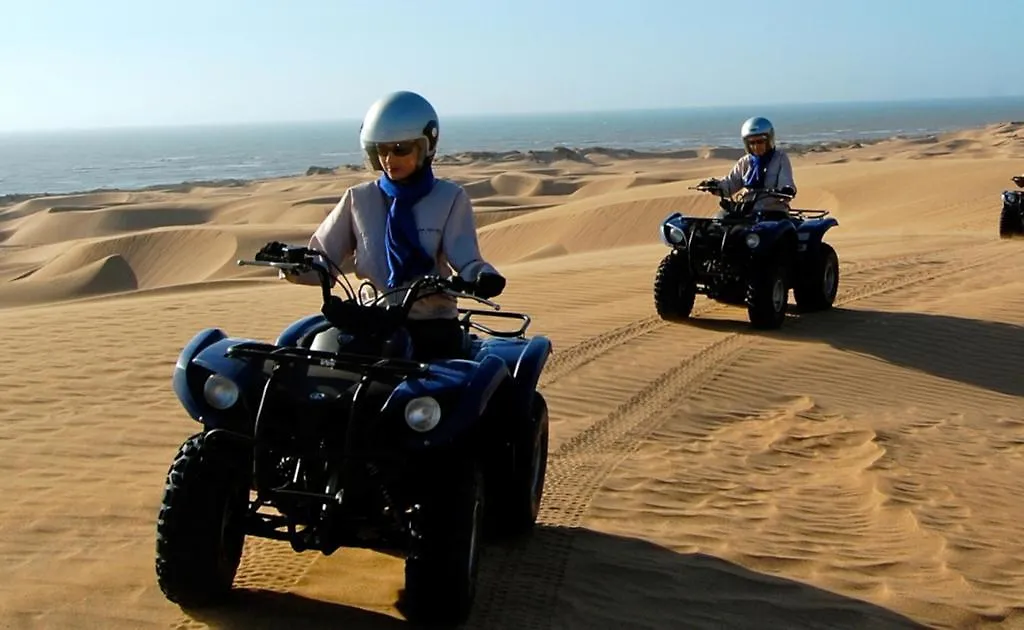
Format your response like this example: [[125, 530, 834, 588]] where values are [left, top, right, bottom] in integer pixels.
[[154, 241, 552, 625], [1000, 176, 1024, 238], [653, 183, 840, 329]]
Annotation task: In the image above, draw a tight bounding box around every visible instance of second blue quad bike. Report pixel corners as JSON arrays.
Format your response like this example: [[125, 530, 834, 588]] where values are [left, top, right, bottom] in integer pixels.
[[654, 182, 840, 329], [154, 241, 552, 625], [1000, 175, 1024, 238]]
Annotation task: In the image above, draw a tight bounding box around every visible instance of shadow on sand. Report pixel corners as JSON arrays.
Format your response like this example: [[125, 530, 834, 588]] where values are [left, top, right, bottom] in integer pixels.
[[680, 305, 1024, 398], [179, 525, 927, 630]]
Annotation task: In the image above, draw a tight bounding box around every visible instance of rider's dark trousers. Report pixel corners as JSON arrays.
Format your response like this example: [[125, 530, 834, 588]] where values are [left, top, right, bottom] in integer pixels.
[[406, 317, 466, 362]]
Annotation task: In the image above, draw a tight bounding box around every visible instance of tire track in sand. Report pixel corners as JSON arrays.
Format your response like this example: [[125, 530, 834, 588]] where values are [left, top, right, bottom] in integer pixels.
[[465, 242, 1015, 629], [537, 243, 991, 390]]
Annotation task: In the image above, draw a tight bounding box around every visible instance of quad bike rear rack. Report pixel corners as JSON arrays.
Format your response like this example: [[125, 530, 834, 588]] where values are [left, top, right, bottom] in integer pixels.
[[789, 209, 830, 220], [457, 308, 531, 338]]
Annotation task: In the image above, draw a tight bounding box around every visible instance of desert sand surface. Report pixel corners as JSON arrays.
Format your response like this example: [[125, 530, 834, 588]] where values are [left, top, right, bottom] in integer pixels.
[[1, 122, 1023, 630]]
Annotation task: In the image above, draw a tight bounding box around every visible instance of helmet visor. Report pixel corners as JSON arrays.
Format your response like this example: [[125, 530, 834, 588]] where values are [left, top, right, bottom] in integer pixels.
[[362, 137, 427, 163], [744, 134, 769, 148], [743, 134, 771, 153]]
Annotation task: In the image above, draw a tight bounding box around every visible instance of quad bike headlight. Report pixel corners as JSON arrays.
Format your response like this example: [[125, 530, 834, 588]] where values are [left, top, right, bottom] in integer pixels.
[[745, 233, 761, 248], [203, 374, 240, 410], [666, 225, 686, 245], [1004, 191, 1020, 205], [405, 396, 442, 432]]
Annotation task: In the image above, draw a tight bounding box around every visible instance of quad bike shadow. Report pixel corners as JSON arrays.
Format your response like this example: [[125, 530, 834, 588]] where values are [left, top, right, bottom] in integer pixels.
[[179, 525, 929, 630], [677, 306, 1024, 398]]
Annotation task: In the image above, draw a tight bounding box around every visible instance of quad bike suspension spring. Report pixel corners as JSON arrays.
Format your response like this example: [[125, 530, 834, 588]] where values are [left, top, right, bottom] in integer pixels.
[[364, 461, 405, 530]]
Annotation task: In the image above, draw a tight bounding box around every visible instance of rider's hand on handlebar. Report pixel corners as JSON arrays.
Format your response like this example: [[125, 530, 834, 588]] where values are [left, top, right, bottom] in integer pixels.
[[1013, 175, 1024, 188], [474, 272, 506, 299], [697, 178, 720, 192], [256, 241, 289, 261], [443, 274, 473, 294]]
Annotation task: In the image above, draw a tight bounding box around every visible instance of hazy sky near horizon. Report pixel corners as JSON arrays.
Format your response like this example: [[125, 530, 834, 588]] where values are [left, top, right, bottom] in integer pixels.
[[0, 0, 1019, 132]]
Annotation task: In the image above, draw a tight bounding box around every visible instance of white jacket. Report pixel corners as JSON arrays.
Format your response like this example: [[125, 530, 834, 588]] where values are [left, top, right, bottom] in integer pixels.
[[286, 178, 498, 320], [716, 150, 797, 212]]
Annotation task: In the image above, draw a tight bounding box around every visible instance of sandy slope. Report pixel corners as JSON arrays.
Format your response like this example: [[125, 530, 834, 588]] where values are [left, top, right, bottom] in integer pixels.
[[1, 123, 1023, 629]]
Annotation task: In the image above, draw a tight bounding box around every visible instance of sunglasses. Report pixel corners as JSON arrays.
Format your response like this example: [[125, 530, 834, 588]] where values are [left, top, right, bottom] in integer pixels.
[[375, 142, 417, 157]]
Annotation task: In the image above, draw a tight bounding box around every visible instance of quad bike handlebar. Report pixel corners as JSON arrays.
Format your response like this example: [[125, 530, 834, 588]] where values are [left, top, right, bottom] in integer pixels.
[[688, 181, 830, 220], [1012, 175, 1024, 188], [238, 241, 503, 335], [690, 181, 796, 202]]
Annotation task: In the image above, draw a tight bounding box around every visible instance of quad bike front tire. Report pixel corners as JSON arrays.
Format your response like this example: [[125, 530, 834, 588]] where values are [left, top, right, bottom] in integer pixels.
[[747, 260, 788, 329], [486, 392, 549, 539], [1000, 205, 1023, 238], [653, 251, 697, 320], [155, 431, 250, 608], [403, 461, 486, 625], [794, 243, 840, 312]]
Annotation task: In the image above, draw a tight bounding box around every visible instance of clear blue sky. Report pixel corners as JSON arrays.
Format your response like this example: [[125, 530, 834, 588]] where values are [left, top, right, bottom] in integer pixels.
[[0, 0, 1019, 131]]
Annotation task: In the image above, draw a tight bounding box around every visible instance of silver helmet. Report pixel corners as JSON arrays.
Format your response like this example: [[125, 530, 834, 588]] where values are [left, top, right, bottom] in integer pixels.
[[740, 116, 776, 153], [359, 91, 440, 171]]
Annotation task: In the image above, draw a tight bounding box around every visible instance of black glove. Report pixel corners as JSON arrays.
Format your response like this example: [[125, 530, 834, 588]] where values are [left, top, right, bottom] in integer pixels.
[[1013, 175, 1024, 188], [698, 178, 719, 191], [474, 272, 506, 299], [777, 185, 796, 197], [255, 241, 288, 261]]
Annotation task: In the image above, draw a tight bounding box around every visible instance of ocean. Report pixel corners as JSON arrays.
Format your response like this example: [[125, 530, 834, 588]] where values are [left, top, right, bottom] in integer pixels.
[[1, 96, 1022, 197]]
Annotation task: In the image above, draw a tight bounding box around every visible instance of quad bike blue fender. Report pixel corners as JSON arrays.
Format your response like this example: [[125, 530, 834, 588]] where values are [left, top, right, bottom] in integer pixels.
[[381, 355, 510, 451], [510, 335, 552, 413], [472, 335, 552, 441], [172, 327, 266, 431], [275, 313, 329, 347], [659, 212, 689, 248], [795, 216, 839, 255]]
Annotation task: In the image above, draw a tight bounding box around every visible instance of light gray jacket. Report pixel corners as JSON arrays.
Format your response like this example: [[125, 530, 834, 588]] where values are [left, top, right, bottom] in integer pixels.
[[286, 178, 498, 320], [716, 150, 797, 212]]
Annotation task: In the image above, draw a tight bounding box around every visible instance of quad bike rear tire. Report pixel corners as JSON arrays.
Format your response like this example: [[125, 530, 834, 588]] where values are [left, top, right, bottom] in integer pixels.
[[403, 461, 485, 625], [794, 243, 840, 312], [486, 392, 549, 539], [747, 261, 788, 329], [654, 251, 697, 320], [155, 431, 250, 608], [1000, 205, 1023, 238]]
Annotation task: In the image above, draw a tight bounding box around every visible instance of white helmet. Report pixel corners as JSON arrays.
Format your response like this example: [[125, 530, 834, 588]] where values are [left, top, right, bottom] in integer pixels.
[[359, 91, 440, 172], [740, 116, 776, 153]]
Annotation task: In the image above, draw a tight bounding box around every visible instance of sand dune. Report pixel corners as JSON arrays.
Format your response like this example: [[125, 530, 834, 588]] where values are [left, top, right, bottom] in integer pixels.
[[1, 123, 1023, 630], [5, 203, 215, 246]]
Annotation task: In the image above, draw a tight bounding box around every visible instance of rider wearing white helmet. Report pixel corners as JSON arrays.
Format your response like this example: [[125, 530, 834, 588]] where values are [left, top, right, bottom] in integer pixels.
[[698, 116, 797, 219], [284, 90, 505, 361]]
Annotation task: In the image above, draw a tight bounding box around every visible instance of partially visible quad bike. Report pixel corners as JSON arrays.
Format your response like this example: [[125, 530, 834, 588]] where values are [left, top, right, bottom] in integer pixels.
[[1000, 175, 1024, 238], [155, 241, 552, 625], [654, 182, 840, 329]]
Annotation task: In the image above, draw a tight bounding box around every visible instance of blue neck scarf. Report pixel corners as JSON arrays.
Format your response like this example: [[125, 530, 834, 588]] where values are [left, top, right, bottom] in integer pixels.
[[378, 166, 437, 288], [744, 148, 775, 189]]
